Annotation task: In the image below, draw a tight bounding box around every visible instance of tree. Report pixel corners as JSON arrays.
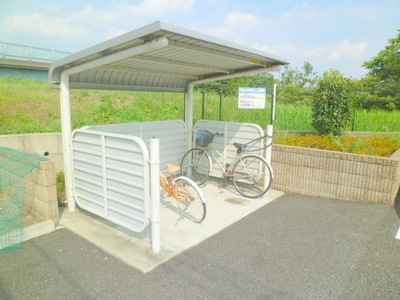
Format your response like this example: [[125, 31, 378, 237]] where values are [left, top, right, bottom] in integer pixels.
[[363, 30, 400, 87], [312, 70, 355, 136], [276, 61, 320, 105], [359, 31, 400, 109], [278, 61, 319, 88], [354, 75, 398, 110]]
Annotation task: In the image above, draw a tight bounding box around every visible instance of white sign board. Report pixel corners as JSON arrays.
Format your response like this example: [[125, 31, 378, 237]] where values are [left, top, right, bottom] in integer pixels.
[[238, 87, 266, 109]]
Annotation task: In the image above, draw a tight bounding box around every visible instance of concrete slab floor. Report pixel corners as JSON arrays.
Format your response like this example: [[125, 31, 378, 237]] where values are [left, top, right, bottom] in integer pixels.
[[59, 179, 284, 273]]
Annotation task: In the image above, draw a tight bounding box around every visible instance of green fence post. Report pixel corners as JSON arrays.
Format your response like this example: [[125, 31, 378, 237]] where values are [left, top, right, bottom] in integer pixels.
[[201, 90, 205, 120], [219, 90, 223, 121]]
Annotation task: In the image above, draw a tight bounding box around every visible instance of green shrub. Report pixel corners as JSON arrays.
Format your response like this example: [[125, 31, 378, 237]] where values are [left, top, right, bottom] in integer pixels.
[[312, 70, 355, 136]]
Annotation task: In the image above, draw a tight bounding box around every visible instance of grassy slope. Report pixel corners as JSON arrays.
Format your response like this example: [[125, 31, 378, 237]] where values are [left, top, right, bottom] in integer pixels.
[[0, 78, 60, 134], [0, 77, 184, 134]]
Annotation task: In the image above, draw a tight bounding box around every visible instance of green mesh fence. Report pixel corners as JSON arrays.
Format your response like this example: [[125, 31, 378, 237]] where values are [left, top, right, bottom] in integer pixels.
[[0, 146, 48, 253]]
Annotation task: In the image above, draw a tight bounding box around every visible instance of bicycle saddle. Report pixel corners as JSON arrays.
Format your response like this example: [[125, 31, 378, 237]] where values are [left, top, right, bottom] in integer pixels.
[[233, 142, 247, 153], [166, 163, 180, 174]]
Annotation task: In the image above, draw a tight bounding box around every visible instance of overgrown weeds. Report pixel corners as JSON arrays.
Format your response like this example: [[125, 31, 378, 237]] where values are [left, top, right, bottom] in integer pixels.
[[56, 172, 66, 205]]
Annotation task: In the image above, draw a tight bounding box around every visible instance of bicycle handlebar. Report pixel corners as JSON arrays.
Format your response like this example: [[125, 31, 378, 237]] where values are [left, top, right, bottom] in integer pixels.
[[211, 131, 272, 140], [202, 130, 273, 152]]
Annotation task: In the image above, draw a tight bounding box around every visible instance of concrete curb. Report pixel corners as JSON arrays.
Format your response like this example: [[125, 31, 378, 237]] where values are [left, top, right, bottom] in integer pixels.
[[23, 220, 55, 242]]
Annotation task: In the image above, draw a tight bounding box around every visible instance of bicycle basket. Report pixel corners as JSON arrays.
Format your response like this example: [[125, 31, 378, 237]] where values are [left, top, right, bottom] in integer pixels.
[[195, 130, 213, 147]]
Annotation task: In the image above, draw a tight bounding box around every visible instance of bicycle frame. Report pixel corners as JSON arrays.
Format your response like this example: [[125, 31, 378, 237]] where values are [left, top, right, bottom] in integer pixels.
[[198, 132, 269, 181], [207, 147, 235, 178], [160, 171, 175, 197], [159, 171, 193, 203], [160, 172, 185, 199]]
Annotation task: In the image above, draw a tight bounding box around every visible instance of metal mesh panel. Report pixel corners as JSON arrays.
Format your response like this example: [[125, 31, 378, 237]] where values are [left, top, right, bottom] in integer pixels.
[[0, 147, 48, 253]]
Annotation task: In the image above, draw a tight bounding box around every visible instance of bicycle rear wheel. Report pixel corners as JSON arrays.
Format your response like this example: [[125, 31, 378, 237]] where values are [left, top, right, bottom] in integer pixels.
[[232, 155, 273, 198], [174, 177, 206, 223], [180, 148, 211, 185]]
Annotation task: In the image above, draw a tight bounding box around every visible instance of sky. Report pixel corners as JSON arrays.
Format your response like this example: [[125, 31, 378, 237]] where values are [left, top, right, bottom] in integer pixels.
[[1, 0, 399, 79]]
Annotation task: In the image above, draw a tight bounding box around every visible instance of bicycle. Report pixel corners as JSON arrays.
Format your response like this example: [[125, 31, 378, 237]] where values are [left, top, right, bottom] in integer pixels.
[[180, 130, 273, 198], [159, 163, 206, 223]]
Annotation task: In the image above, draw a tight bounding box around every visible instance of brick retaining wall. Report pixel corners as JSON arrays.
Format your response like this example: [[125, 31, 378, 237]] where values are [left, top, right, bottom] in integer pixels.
[[0, 148, 58, 225], [271, 144, 400, 205], [24, 160, 59, 224]]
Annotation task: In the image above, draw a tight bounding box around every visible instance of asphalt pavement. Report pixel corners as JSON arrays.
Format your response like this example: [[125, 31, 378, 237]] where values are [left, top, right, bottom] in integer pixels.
[[1, 193, 399, 299]]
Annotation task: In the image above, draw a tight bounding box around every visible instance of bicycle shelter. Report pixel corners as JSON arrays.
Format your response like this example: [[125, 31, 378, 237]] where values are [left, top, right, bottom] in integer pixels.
[[49, 21, 289, 253]]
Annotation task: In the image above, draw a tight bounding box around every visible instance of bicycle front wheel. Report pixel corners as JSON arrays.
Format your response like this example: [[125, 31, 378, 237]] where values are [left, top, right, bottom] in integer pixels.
[[180, 148, 211, 185], [174, 177, 206, 223], [232, 155, 273, 198]]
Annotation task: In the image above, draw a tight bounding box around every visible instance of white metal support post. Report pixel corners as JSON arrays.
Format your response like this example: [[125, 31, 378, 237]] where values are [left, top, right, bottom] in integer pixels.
[[265, 125, 274, 191], [184, 82, 195, 151], [60, 73, 75, 211], [264, 84, 276, 190], [265, 125, 273, 166], [265, 83, 277, 166], [150, 138, 160, 253]]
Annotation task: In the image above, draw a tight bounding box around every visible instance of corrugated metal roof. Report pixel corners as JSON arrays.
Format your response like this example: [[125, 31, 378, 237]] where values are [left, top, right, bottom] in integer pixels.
[[49, 21, 289, 93]]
